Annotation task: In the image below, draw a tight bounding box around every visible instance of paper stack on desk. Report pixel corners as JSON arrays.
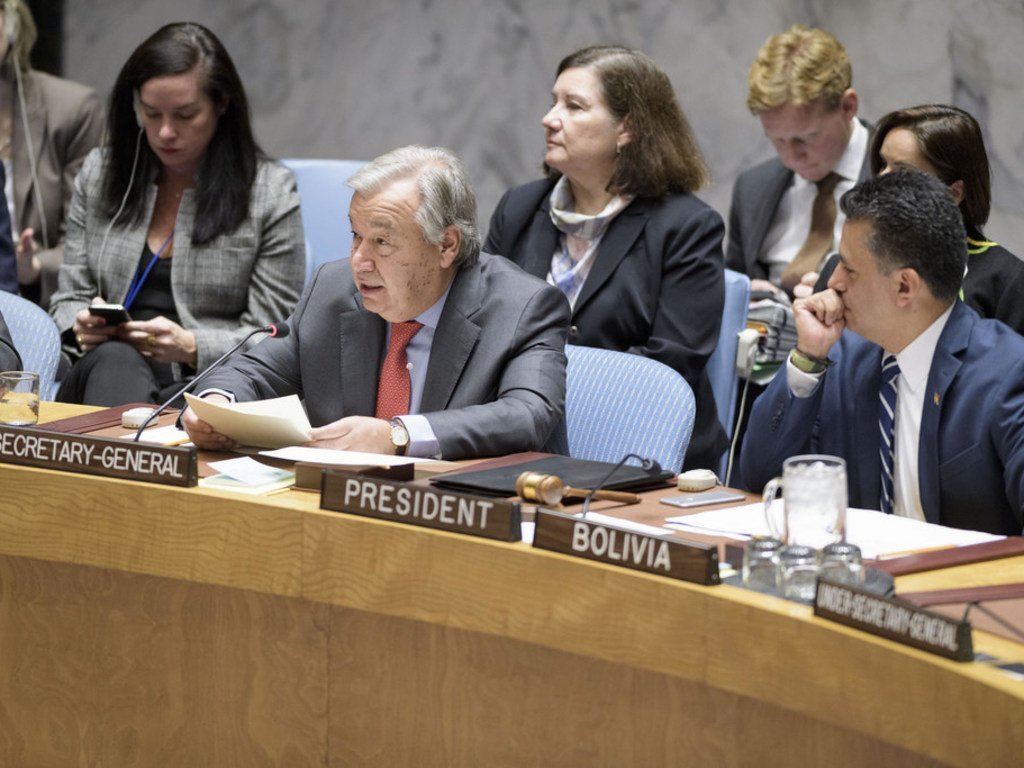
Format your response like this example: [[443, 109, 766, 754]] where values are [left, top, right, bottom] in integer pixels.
[[665, 502, 1002, 559], [184, 393, 312, 449]]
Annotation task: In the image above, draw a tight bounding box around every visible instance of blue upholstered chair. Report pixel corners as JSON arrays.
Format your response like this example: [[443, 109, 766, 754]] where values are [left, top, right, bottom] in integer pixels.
[[706, 269, 751, 475], [549, 344, 696, 473], [280, 158, 367, 285], [0, 291, 61, 400]]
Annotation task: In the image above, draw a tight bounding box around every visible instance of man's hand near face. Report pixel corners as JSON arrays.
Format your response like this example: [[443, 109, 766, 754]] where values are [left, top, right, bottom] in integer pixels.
[[792, 288, 846, 360]]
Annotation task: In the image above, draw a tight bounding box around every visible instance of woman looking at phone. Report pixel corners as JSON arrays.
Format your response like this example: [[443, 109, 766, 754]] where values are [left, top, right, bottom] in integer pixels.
[[49, 22, 304, 405]]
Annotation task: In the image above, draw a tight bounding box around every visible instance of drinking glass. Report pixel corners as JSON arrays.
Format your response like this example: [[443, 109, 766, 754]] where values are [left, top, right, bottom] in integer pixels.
[[780, 545, 820, 602], [0, 371, 40, 426], [742, 537, 783, 594], [820, 542, 864, 586], [762, 455, 847, 549]]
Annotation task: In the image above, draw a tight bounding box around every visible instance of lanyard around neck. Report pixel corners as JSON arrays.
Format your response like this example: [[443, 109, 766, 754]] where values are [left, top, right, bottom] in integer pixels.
[[123, 230, 175, 310]]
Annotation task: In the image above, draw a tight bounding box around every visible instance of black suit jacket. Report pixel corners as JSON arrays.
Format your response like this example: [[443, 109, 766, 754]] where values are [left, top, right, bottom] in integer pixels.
[[726, 118, 874, 280], [485, 177, 727, 470], [0, 308, 21, 371]]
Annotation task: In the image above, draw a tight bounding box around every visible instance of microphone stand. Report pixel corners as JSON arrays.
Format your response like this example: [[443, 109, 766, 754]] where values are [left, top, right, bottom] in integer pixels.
[[132, 324, 283, 442], [580, 453, 660, 518]]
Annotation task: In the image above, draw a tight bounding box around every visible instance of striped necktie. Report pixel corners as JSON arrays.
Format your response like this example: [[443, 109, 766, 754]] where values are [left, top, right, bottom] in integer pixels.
[[878, 354, 900, 514]]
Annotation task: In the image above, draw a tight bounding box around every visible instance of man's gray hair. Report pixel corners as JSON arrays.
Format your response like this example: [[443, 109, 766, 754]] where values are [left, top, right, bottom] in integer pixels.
[[348, 145, 482, 268]]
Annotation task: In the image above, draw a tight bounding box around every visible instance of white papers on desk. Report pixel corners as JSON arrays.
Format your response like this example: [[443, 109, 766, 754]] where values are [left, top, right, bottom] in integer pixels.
[[259, 446, 427, 467], [665, 501, 1003, 559], [184, 393, 312, 449]]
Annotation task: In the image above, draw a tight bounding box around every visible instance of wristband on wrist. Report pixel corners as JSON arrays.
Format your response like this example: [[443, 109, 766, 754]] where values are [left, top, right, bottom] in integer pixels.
[[790, 347, 831, 374]]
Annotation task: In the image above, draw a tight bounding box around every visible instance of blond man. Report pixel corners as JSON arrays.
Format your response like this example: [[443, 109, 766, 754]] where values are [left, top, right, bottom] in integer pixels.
[[726, 24, 873, 298]]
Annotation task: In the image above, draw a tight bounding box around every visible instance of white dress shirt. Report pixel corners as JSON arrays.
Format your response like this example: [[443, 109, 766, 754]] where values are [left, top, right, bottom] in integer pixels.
[[786, 304, 955, 519], [760, 119, 869, 282]]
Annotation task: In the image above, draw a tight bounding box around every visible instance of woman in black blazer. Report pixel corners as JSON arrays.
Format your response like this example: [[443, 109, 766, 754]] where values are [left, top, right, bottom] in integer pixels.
[[485, 45, 727, 470]]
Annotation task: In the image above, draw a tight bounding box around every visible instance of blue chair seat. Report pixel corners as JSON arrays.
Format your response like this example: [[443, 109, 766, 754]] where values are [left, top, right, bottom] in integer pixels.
[[280, 158, 368, 285], [548, 344, 696, 473], [0, 292, 61, 400]]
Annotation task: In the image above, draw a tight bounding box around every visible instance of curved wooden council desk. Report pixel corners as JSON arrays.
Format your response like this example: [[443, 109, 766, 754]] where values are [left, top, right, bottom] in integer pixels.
[[0, 405, 1021, 766]]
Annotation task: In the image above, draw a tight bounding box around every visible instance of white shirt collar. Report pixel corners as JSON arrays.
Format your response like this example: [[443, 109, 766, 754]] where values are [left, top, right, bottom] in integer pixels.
[[890, 303, 956, 391]]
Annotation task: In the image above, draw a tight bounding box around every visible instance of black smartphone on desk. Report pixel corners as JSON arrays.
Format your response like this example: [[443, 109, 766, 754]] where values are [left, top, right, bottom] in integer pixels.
[[89, 303, 132, 325]]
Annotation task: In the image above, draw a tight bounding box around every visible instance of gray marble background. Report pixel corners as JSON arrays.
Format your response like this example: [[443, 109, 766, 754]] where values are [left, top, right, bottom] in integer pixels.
[[65, 0, 1024, 253]]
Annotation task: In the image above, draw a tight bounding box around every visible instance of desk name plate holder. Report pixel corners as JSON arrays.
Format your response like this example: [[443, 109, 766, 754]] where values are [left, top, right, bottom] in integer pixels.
[[532, 508, 721, 586], [814, 577, 973, 662], [320, 470, 521, 542], [0, 424, 197, 487]]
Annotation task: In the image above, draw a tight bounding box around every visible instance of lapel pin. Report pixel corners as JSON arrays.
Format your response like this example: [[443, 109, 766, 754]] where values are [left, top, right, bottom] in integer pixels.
[[933, 392, 940, 406]]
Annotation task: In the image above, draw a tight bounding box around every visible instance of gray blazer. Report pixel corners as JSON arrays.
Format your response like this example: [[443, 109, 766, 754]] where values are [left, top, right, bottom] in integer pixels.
[[201, 254, 571, 460], [50, 150, 306, 373], [726, 118, 874, 280], [11, 69, 104, 308]]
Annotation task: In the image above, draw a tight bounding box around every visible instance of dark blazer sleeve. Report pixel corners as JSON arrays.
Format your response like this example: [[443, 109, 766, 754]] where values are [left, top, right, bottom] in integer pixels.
[[0, 308, 22, 371], [739, 366, 824, 491]]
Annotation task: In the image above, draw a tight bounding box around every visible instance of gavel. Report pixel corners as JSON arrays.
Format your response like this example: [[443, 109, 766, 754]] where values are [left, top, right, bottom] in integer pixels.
[[515, 471, 642, 507]]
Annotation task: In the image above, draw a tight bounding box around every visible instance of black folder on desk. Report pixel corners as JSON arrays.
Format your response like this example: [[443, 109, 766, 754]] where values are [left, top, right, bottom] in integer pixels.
[[430, 455, 673, 497]]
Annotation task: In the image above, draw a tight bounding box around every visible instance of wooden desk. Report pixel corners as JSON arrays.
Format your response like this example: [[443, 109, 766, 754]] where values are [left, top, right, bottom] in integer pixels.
[[0, 405, 1021, 766]]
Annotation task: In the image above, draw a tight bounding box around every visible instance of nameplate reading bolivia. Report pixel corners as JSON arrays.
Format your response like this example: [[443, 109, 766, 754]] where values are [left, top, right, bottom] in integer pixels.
[[320, 470, 521, 542], [814, 578, 973, 662], [532, 508, 720, 586], [0, 425, 197, 487]]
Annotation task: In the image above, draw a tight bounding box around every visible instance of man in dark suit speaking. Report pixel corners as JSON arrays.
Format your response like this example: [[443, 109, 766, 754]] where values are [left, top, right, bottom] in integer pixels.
[[741, 171, 1024, 536], [183, 145, 570, 460]]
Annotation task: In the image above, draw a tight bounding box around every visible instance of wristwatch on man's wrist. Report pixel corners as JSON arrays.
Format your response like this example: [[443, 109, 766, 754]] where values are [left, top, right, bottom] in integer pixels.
[[790, 347, 831, 375], [389, 418, 410, 455]]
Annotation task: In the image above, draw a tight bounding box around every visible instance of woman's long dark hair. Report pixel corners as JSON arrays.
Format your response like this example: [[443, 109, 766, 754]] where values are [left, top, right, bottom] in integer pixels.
[[102, 22, 261, 244]]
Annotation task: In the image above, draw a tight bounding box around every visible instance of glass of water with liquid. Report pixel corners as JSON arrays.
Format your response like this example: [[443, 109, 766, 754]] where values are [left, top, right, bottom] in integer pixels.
[[0, 371, 40, 426]]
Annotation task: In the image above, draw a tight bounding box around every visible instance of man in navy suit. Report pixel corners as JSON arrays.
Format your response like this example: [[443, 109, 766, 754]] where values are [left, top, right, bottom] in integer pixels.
[[727, 25, 873, 299], [742, 170, 1024, 535]]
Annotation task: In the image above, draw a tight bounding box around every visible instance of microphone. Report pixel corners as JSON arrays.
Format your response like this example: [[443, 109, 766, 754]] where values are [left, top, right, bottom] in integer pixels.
[[132, 322, 290, 442], [580, 452, 661, 518]]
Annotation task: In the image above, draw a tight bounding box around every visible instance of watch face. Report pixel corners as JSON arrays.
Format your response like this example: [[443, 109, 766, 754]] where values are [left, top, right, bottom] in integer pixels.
[[391, 423, 409, 447]]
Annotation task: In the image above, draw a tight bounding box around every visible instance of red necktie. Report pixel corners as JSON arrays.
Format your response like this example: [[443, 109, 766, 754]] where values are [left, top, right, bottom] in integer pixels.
[[375, 321, 423, 420]]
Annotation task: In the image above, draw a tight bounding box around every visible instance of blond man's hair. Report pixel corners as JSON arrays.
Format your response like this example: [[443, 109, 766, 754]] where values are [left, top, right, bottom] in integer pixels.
[[746, 24, 851, 115]]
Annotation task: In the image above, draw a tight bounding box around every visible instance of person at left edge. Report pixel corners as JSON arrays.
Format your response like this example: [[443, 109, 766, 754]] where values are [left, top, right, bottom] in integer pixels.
[[485, 45, 726, 471], [1, 0, 104, 308], [182, 145, 570, 460], [49, 22, 305, 406], [0, 305, 20, 370]]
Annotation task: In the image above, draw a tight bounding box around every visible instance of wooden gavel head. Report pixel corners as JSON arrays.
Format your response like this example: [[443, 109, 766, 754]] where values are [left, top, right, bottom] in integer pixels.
[[515, 471, 566, 506], [515, 471, 643, 506]]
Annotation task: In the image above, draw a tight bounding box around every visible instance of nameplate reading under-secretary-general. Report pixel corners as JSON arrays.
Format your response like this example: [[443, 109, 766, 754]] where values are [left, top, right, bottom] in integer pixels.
[[814, 578, 973, 662], [0, 424, 197, 486], [320, 470, 521, 542], [532, 508, 721, 585]]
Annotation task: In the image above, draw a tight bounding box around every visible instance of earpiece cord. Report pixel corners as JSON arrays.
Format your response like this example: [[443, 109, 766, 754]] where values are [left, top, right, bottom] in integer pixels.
[[95, 126, 143, 300], [11, 53, 48, 248]]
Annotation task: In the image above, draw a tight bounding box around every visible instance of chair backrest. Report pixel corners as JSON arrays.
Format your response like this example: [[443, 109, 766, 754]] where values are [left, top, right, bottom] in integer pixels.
[[706, 269, 751, 444], [280, 158, 368, 285], [551, 345, 696, 473], [0, 292, 61, 400]]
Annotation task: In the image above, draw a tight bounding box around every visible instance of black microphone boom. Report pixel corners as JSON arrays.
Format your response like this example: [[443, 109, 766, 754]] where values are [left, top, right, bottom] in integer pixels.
[[580, 452, 660, 518], [132, 322, 289, 442]]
